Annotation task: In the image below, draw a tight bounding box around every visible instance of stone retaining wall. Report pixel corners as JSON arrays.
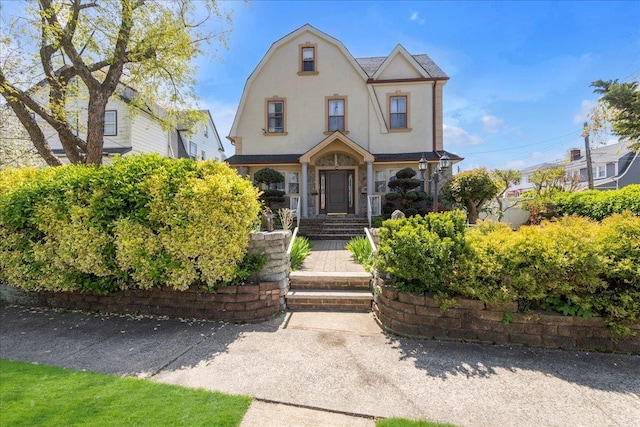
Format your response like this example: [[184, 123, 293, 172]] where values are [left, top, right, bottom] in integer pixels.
[[0, 230, 291, 323], [373, 281, 640, 354]]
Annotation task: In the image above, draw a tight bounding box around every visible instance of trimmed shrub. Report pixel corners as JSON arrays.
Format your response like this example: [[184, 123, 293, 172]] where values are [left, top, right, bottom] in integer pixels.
[[375, 210, 469, 293], [0, 155, 261, 293], [551, 184, 640, 220], [375, 211, 640, 334]]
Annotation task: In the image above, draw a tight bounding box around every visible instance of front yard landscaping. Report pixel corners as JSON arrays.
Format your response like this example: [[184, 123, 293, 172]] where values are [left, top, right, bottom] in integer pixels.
[[0, 359, 251, 427]]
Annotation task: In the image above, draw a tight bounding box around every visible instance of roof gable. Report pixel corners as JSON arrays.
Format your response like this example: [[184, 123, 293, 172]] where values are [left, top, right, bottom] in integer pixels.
[[229, 24, 369, 137], [300, 131, 374, 164], [373, 45, 431, 80]]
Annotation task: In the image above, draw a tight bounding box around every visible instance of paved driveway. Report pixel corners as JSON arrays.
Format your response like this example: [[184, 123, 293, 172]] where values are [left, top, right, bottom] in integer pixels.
[[1, 305, 638, 426]]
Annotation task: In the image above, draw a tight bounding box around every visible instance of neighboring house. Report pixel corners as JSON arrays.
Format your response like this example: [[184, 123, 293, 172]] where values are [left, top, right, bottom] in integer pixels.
[[507, 162, 561, 196], [564, 142, 639, 190], [18, 83, 224, 163], [226, 24, 462, 217]]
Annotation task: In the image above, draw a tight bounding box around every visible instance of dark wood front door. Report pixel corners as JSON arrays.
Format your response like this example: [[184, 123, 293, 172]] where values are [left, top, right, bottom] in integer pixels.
[[320, 170, 354, 214]]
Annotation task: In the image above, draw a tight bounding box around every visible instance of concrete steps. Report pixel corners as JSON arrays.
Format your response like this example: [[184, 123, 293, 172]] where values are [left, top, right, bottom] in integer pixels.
[[298, 218, 368, 240], [287, 271, 373, 311]]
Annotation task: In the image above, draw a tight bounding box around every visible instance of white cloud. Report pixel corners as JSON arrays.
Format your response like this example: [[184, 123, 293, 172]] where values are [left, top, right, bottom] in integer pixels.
[[409, 11, 425, 25], [444, 124, 484, 147], [481, 114, 504, 134], [573, 99, 596, 125], [506, 160, 526, 168]]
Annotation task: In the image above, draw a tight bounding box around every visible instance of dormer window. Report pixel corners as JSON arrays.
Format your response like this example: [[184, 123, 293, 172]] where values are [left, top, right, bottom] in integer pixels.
[[298, 44, 318, 75]]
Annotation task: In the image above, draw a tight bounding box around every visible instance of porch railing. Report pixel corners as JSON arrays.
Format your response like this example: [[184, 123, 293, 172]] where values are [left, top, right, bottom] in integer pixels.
[[290, 195, 301, 229], [367, 195, 382, 228]]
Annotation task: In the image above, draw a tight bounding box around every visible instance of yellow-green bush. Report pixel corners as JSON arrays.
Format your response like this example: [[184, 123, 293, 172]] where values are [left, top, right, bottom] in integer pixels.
[[376, 212, 640, 333], [552, 185, 640, 220], [0, 155, 261, 293]]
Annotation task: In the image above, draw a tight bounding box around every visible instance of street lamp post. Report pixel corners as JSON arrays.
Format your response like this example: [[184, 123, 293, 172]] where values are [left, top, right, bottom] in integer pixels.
[[424, 153, 450, 212]]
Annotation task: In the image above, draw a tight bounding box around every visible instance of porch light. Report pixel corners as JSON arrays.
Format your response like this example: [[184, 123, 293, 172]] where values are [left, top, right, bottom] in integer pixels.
[[418, 153, 428, 191], [439, 153, 450, 171], [430, 152, 451, 213], [418, 153, 428, 172]]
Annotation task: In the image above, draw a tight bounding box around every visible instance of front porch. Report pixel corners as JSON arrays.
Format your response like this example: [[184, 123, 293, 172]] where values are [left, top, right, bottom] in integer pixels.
[[226, 132, 462, 220]]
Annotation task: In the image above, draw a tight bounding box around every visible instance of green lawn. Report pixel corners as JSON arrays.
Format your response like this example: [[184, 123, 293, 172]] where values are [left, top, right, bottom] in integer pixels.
[[0, 359, 251, 427], [377, 418, 458, 427]]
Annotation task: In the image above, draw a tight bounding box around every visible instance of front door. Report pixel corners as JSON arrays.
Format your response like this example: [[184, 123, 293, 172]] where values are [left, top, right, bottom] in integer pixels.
[[320, 170, 354, 214]]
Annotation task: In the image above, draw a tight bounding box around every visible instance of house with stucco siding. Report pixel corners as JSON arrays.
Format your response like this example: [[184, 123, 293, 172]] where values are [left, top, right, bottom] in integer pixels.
[[226, 24, 461, 218]]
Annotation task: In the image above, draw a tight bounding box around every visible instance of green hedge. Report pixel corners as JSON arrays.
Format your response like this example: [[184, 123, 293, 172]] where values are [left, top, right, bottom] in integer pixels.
[[376, 211, 640, 334], [375, 211, 469, 293], [551, 184, 640, 220], [0, 154, 261, 294]]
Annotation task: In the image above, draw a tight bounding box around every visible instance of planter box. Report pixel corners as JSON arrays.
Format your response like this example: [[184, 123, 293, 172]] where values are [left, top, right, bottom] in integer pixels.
[[373, 282, 640, 354]]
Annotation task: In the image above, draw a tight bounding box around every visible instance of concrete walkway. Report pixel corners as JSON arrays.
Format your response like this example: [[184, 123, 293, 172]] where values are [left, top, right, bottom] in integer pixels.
[[1, 304, 638, 426]]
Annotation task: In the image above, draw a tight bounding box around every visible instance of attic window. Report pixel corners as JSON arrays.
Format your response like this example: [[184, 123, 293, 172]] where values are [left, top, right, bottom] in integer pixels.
[[298, 44, 318, 75], [204, 126, 208, 138]]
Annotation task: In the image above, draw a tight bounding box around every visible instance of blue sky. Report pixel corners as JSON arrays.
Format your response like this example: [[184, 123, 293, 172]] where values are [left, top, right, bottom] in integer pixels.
[[199, 0, 640, 171]]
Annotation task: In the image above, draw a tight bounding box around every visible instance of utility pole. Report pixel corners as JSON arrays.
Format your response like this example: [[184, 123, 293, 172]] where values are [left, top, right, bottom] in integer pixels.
[[583, 122, 594, 190]]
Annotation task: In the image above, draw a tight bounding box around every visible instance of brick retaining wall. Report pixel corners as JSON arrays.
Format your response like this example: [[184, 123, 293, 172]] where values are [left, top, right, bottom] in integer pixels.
[[24, 282, 281, 322], [0, 230, 291, 323], [373, 280, 640, 354]]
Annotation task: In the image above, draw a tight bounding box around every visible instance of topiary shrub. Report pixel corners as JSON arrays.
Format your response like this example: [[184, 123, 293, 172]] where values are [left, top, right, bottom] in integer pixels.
[[382, 168, 428, 217], [0, 154, 261, 294], [253, 168, 285, 208]]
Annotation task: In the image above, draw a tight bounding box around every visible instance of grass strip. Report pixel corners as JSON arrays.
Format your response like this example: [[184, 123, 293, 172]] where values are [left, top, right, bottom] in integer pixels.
[[0, 359, 251, 427], [377, 417, 459, 427]]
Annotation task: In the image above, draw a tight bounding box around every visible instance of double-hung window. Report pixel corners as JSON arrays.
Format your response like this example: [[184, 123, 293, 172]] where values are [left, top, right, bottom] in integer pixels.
[[390, 96, 407, 129], [328, 99, 345, 132], [595, 165, 606, 179], [267, 100, 285, 133], [302, 47, 315, 72], [289, 172, 299, 194], [104, 110, 117, 136], [189, 141, 197, 159]]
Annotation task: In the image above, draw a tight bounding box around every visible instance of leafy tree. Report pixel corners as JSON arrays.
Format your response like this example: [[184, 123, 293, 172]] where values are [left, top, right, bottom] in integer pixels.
[[0, 0, 233, 165], [589, 79, 640, 151], [441, 168, 498, 224], [253, 168, 285, 208], [383, 167, 428, 216], [0, 107, 46, 169], [529, 167, 578, 195], [490, 169, 521, 221]]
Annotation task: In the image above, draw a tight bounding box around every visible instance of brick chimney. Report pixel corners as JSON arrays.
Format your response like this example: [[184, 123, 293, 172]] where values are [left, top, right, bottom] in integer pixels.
[[570, 148, 581, 161]]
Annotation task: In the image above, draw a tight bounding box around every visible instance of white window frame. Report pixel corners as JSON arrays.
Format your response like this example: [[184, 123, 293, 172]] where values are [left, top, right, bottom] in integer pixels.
[[595, 165, 606, 179], [189, 141, 197, 159], [104, 110, 117, 136]]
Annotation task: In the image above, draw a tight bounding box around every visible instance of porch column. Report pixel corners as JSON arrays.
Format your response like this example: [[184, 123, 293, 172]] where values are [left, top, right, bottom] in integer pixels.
[[301, 162, 308, 218], [366, 161, 374, 196]]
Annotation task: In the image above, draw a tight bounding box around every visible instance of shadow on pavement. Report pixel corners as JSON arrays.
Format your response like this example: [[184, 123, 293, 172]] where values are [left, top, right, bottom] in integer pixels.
[[0, 304, 282, 377], [386, 334, 640, 396]]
